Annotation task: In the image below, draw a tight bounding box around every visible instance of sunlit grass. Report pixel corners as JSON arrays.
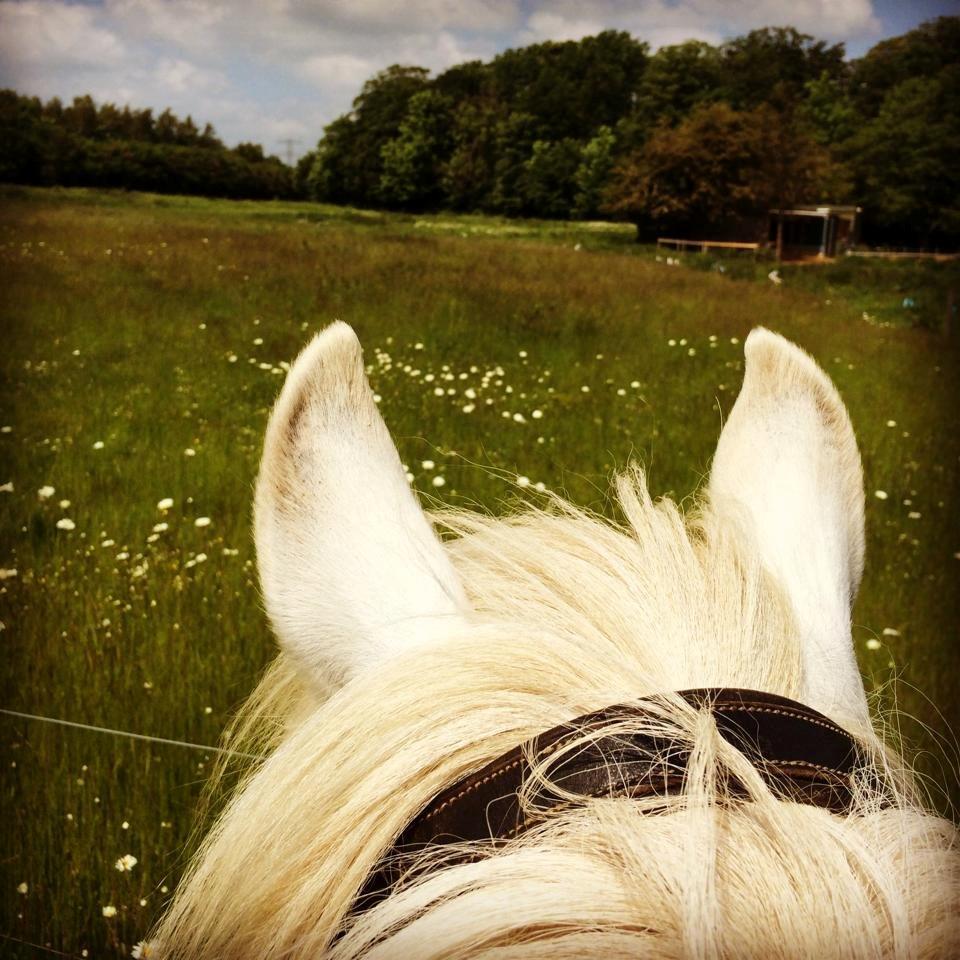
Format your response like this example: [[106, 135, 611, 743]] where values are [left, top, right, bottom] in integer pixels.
[[1, 185, 958, 956]]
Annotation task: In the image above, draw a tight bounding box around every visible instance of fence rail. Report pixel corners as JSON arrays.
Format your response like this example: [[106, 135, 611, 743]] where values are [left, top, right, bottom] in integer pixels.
[[657, 237, 760, 254]]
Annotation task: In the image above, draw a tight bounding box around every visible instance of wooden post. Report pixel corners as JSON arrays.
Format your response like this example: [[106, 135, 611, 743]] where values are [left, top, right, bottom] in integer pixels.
[[775, 210, 784, 262]]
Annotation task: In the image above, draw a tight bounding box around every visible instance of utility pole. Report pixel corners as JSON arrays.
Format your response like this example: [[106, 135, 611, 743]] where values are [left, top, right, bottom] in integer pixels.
[[278, 138, 301, 167]]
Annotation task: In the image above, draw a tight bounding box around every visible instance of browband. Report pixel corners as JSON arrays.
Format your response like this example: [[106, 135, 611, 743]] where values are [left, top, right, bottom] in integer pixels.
[[358, 688, 873, 905]]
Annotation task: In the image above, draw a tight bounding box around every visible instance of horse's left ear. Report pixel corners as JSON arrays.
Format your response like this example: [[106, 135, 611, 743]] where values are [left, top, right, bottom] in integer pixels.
[[708, 328, 868, 727], [255, 322, 470, 694]]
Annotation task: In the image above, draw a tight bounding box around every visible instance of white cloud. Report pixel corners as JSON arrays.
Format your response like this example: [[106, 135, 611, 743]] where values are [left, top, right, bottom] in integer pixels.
[[522, 0, 880, 48], [155, 57, 226, 94], [299, 54, 376, 91], [0, 1, 126, 70], [107, 0, 226, 50], [524, 12, 606, 43], [289, 0, 521, 34], [0, 0, 887, 156]]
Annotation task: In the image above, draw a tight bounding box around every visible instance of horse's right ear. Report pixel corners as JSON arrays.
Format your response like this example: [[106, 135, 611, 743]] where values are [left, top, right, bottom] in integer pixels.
[[255, 322, 470, 694], [707, 328, 869, 729]]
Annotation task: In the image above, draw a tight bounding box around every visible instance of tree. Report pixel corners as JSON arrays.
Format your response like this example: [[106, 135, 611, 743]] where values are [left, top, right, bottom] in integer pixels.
[[234, 142, 266, 163], [307, 115, 359, 203], [801, 71, 857, 145], [620, 41, 722, 147], [603, 102, 834, 239], [572, 125, 616, 218], [441, 101, 498, 210], [489, 112, 537, 215], [718, 27, 846, 108], [850, 16, 960, 117], [378, 91, 452, 207], [518, 138, 582, 217], [846, 70, 960, 245], [490, 31, 647, 141]]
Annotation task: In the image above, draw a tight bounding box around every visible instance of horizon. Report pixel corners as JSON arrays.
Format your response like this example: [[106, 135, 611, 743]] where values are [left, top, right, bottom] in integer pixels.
[[0, 0, 956, 160]]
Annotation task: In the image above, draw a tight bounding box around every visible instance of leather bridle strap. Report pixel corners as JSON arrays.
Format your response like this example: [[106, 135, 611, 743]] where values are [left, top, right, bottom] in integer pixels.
[[358, 688, 872, 906]]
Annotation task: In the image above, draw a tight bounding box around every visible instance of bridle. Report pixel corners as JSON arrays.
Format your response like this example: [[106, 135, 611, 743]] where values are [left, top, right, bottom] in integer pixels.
[[359, 688, 875, 906]]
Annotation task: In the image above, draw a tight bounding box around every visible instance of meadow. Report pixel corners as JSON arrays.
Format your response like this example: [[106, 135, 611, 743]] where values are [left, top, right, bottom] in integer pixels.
[[1, 185, 958, 958]]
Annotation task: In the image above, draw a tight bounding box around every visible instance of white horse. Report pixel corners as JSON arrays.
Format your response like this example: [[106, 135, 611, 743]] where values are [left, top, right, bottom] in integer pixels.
[[156, 324, 959, 958]]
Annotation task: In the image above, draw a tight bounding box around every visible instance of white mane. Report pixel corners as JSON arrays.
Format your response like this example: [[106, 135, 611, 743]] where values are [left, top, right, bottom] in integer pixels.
[[155, 324, 959, 958]]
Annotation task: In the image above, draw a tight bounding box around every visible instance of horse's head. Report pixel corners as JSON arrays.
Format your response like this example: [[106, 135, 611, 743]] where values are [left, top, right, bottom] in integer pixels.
[[157, 324, 958, 958], [256, 322, 867, 730]]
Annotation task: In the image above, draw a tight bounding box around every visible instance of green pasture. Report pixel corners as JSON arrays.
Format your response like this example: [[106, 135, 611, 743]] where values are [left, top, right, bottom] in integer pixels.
[[1, 186, 958, 957]]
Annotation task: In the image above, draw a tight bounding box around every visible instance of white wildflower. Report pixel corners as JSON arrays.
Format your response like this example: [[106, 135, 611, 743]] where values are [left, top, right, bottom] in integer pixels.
[[102, 905, 117, 917], [38, 485, 55, 499], [865, 638, 881, 651], [194, 516, 211, 528], [157, 498, 174, 511], [17, 882, 27, 895], [874, 490, 888, 500], [56, 518, 76, 531], [92, 440, 104, 450], [431, 476, 446, 488], [115, 854, 138, 872]]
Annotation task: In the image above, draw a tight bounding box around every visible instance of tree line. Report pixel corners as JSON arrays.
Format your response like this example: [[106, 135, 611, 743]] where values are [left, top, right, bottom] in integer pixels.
[[0, 92, 295, 200], [303, 18, 959, 247], [1, 17, 957, 246]]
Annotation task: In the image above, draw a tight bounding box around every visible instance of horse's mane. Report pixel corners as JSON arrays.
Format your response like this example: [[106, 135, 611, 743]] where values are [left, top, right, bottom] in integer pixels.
[[156, 472, 959, 958]]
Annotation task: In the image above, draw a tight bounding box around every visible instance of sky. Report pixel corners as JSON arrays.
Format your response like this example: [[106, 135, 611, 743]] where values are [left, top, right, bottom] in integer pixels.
[[0, 0, 956, 160]]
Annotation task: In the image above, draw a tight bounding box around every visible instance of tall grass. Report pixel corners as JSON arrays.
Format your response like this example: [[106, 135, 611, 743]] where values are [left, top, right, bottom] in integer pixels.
[[1, 186, 958, 957]]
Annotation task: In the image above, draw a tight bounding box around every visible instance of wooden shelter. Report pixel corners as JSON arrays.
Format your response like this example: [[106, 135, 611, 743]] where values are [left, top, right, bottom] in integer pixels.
[[769, 205, 861, 260]]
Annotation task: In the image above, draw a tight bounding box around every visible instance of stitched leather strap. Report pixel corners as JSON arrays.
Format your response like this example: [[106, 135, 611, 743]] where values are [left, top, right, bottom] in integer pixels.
[[358, 688, 872, 906]]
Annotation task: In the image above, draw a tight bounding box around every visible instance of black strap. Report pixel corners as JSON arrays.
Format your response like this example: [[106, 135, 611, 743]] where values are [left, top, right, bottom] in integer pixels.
[[357, 688, 872, 906]]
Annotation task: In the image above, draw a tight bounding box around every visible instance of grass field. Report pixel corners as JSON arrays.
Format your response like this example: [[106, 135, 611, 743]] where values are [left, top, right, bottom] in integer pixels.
[[2, 185, 958, 958]]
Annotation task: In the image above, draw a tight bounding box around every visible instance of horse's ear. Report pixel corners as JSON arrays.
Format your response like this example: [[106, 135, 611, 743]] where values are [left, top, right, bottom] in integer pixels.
[[255, 322, 469, 693], [708, 328, 868, 726]]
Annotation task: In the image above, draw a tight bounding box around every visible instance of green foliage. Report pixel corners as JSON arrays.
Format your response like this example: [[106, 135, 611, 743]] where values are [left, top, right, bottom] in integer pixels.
[[299, 17, 959, 246], [489, 111, 538, 215], [378, 91, 453, 207], [573, 126, 616, 218], [620, 41, 722, 146], [441, 102, 498, 211], [849, 16, 960, 116], [846, 70, 960, 244], [801, 71, 858, 145], [717, 27, 846, 108], [518, 138, 582, 218], [3, 16, 960, 244], [490, 31, 648, 140], [0, 90, 290, 200], [310, 65, 431, 206], [604, 103, 834, 236]]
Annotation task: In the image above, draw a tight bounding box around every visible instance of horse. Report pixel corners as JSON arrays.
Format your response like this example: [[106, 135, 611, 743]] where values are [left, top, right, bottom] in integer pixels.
[[155, 323, 959, 958]]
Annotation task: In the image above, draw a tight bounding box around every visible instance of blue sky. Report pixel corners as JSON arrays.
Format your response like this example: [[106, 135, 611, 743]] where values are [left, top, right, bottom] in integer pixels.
[[0, 0, 955, 158]]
